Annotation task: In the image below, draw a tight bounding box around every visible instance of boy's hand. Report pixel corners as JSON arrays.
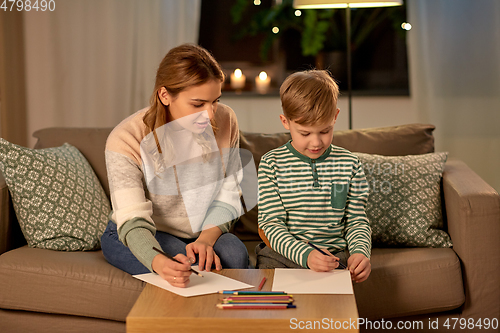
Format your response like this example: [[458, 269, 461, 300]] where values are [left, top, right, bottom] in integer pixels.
[[307, 250, 341, 272], [347, 253, 371, 283]]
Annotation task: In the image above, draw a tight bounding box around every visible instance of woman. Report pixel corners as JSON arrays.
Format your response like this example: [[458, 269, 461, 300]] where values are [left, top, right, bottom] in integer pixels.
[[101, 44, 248, 287]]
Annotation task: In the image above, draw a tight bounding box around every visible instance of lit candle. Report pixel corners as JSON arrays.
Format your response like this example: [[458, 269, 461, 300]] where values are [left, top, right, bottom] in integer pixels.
[[255, 71, 270, 94], [230, 69, 246, 90]]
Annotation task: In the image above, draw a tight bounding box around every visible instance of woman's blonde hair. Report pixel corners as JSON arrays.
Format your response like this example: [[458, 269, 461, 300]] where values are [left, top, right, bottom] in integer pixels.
[[143, 43, 224, 133], [143, 44, 224, 170], [280, 70, 339, 125]]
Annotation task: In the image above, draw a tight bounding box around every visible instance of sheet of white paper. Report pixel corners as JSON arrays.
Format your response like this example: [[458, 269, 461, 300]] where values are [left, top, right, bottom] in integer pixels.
[[133, 266, 254, 297], [272, 269, 353, 294]]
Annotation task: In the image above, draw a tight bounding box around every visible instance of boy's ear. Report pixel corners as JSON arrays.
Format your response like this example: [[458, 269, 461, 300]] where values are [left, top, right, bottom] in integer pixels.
[[333, 108, 340, 123], [158, 87, 171, 106], [279, 114, 291, 130]]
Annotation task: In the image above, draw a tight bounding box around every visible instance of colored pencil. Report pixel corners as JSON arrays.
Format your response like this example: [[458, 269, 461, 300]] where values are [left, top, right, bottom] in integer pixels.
[[223, 300, 293, 304], [258, 277, 267, 291], [223, 295, 293, 300], [305, 241, 347, 269], [216, 303, 296, 309], [218, 290, 286, 295], [152, 247, 203, 277]]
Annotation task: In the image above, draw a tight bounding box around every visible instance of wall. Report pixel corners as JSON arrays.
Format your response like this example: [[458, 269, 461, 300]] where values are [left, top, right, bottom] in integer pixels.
[[221, 95, 418, 133]]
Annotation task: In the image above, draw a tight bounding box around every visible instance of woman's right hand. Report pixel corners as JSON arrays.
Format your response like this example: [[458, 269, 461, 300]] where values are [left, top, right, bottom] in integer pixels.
[[152, 253, 192, 288]]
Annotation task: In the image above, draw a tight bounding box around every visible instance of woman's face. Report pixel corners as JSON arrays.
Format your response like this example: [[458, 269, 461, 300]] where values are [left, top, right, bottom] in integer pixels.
[[159, 80, 221, 134]]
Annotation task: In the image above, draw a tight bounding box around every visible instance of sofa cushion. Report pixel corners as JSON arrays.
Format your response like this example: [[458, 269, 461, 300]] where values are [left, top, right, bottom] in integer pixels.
[[33, 127, 113, 198], [354, 152, 452, 247], [333, 123, 435, 156], [233, 124, 436, 241], [0, 139, 110, 251], [353, 247, 465, 319], [0, 246, 144, 322]]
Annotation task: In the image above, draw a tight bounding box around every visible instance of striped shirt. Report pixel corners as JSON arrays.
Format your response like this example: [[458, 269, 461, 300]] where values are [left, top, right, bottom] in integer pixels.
[[258, 141, 371, 268]]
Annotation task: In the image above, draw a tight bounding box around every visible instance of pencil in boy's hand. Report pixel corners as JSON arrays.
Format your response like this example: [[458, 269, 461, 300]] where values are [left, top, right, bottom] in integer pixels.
[[258, 277, 267, 291], [152, 247, 204, 277], [305, 241, 347, 269]]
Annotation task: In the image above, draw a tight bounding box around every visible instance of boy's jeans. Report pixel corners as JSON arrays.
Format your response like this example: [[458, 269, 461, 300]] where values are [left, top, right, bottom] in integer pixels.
[[101, 221, 249, 275]]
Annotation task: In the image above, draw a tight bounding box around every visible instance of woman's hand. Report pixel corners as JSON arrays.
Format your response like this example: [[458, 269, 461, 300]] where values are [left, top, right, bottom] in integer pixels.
[[347, 253, 371, 283], [186, 226, 223, 271], [152, 253, 192, 288], [307, 250, 340, 272]]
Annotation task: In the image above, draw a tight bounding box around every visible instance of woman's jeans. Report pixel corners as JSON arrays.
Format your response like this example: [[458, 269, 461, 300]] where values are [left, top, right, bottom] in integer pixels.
[[101, 221, 249, 275]]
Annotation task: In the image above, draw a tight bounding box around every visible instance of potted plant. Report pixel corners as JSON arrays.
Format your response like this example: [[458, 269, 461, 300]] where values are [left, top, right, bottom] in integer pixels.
[[230, 0, 405, 63]]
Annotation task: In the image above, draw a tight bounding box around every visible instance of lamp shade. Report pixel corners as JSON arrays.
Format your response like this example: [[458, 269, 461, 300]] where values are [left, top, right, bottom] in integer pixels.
[[294, 0, 402, 9]]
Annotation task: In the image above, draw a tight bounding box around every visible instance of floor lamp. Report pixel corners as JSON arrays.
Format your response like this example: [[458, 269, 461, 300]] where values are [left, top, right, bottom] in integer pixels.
[[293, 0, 402, 129]]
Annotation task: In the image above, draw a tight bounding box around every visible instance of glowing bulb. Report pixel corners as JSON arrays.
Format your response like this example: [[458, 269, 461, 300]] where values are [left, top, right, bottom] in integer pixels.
[[295, 10, 302, 16], [254, 0, 261, 5], [272, 27, 279, 34], [401, 22, 412, 31], [234, 68, 242, 78], [259, 71, 268, 80]]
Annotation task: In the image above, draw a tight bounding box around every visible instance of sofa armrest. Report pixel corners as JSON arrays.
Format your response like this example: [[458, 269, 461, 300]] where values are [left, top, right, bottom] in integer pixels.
[[442, 159, 500, 320]]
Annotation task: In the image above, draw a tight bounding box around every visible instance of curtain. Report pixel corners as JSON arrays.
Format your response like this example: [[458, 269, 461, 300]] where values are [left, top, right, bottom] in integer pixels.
[[408, 0, 500, 192], [22, 0, 201, 147]]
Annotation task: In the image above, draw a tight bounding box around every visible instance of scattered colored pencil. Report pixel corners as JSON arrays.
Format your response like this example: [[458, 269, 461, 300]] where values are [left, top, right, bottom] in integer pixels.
[[223, 296, 294, 304], [217, 290, 295, 310], [218, 290, 286, 295], [223, 295, 293, 300], [223, 300, 293, 304], [258, 277, 267, 291], [216, 303, 296, 309]]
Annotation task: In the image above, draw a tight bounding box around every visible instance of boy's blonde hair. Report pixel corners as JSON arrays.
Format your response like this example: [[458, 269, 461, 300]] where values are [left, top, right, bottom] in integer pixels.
[[280, 70, 339, 125]]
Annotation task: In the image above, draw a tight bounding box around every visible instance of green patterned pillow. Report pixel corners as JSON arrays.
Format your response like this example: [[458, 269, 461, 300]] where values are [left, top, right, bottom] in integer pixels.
[[354, 152, 452, 247], [0, 139, 110, 251]]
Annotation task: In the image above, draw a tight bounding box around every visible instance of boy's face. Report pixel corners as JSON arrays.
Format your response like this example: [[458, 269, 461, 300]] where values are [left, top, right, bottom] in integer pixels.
[[280, 109, 340, 159]]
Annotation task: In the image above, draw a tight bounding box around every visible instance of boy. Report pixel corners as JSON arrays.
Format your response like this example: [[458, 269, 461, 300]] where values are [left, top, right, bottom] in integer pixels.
[[257, 70, 371, 283]]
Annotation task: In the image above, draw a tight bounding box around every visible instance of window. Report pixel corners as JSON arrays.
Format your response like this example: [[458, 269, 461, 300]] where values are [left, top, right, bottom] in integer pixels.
[[199, 0, 409, 96]]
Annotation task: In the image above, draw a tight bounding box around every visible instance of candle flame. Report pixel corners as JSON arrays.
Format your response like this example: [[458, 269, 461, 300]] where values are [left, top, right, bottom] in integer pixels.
[[234, 69, 242, 78]]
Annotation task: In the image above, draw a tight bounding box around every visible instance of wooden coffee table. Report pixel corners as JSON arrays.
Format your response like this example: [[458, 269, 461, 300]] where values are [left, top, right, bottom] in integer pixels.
[[127, 269, 359, 333]]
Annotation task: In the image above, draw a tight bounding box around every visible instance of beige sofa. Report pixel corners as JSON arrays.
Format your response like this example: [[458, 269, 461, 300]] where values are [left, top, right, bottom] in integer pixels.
[[0, 124, 499, 333]]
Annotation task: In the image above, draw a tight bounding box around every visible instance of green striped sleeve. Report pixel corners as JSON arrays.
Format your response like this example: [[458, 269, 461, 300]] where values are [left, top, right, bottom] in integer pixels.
[[344, 157, 372, 258], [258, 156, 313, 268]]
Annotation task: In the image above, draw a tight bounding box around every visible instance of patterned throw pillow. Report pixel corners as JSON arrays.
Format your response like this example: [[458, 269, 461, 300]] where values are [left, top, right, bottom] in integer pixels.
[[0, 139, 110, 251], [354, 152, 452, 248]]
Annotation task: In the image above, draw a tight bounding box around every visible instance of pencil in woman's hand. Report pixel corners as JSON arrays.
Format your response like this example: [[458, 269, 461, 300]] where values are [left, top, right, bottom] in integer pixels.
[[152, 247, 204, 277]]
